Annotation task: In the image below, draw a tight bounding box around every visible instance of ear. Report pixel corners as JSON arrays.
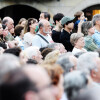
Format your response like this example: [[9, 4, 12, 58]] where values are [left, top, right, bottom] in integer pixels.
[[90, 69, 96, 78], [25, 91, 38, 100]]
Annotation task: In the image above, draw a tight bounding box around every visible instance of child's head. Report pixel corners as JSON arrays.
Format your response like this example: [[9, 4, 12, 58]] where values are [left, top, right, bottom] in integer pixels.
[[74, 11, 85, 20]]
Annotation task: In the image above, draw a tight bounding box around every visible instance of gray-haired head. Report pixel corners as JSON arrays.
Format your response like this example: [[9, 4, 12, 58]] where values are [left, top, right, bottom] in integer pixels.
[[0, 54, 20, 84], [64, 71, 88, 100], [47, 43, 60, 49], [92, 14, 100, 26], [56, 52, 77, 75], [77, 52, 99, 74]]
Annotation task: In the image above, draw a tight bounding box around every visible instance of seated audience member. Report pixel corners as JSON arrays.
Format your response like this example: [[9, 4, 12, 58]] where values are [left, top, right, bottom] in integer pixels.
[[47, 43, 67, 54], [92, 14, 100, 48], [18, 18, 27, 27], [77, 52, 100, 85], [60, 16, 74, 51], [0, 65, 56, 100], [24, 18, 38, 48], [41, 48, 53, 60], [24, 46, 43, 64], [81, 21, 98, 51], [4, 47, 22, 57], [43, 50, 60, 64], [14, 25, 24, 50], [52, 13, 64, 43], [0, 53, 20, 84], [70, 33, 87, 55], [56, 52, 77, 75], [64, 71, 89, 100], [74, 11, 86, 32], [41, 64, 64, 100], [32, 19, 53, 48]]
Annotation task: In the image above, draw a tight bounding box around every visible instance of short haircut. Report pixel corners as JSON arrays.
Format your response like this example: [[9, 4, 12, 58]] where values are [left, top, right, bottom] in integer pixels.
[[18, 18, 26, 24], [2, 19, 8, 25], [4, 47, 22, 57], [74, 11, 83, 19], [53, 13, 64, 25], [92, 14, 100, 26], [14, 25, 24, 36], [42, 12, 51, 21], [27, 59, 38, 64], [81, 21, 93, 36], [70, 33, 84, 46]]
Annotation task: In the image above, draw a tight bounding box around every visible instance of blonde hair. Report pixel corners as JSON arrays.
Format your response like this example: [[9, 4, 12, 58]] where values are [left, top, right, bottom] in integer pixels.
[[43, 50, 60, 64], [70, 33, 84, 46]]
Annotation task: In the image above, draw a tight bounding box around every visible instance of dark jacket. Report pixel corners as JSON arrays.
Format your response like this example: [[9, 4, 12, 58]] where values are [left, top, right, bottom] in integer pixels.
[[60, 29, 73, 51]]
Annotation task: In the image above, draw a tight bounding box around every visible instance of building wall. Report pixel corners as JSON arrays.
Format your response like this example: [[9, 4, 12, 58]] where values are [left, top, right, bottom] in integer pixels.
[[0, 0, 100, 18]]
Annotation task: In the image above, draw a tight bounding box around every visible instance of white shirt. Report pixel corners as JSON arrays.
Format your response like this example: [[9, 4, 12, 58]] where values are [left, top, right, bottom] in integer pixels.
[[32, 32, 53, 48], [72, 47, 87, 55], [24, 32, 35, 49]]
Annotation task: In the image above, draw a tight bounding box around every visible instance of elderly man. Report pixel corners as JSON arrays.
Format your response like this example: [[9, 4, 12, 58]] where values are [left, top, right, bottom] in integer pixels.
[[0, 65, 56, 100], [32, 19, 53, 48], [77, 52, 100, 85], [2, 17, 14, 41], [92, 14, 100, 48], [24, 46, 43, 64]]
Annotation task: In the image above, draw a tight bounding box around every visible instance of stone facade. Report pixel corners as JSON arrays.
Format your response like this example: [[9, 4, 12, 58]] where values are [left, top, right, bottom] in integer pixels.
[[0, 0, 100, 18]]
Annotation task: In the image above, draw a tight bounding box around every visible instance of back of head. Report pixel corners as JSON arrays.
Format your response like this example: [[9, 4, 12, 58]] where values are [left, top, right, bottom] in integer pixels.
[[0, 68, 37, 100], [42, 12, 51, 21], [74, 11, 83, 19], [77, 52, 99, 74], [4, 47, 22, 57], [53, 13, 64, 25], [92, 14, 100, 26], [0, 54, 20, 84], [47, 43, 60, 49], [81, 21, 92, 35], [64, 71, 88, 100]]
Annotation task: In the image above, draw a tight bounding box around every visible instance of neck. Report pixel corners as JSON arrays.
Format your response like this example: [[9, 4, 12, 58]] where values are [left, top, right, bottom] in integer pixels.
[[95, 25, 100, 32], [19, 35, 23, 39], [75, 45, 82, 49], [64, 28, 72, 33], [30, 29, 35, 34], [54, 25, 62, 32], [88, 32, 92, 36]]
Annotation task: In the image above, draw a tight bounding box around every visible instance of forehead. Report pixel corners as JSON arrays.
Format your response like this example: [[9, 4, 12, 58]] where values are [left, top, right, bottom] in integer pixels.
[[40, 13, 44, 17]]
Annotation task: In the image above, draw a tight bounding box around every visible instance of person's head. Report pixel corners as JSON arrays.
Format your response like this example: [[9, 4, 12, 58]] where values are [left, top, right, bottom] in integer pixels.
[[43, 50, 60, 65], [77, 52, 100, 83], [47, 43, 67, 54], [70, 33, 84, 48], [14, 25, 24, 37], [24, 18, 38, 33], [81, 21, 94, 36], [56, 52, 77, 75], [39, 12, 51, 21], [24, 46, 43, 63], [61, 16, 74, 32], [18, 18, 27, 27], [41, 48, 53, 60], [92, 14, 100, 26], [74, 11, 85, 21], [53, 13, 64, 25], [22, 65, 56, 100], [3, 17, 14, 31], [0, 54, 20, 84], [41, 64, 64, 100], [4, 47, 22, 57], [39, 19, 51, 35], [2, 24, 9, 37], [64, 71, 88, 100]]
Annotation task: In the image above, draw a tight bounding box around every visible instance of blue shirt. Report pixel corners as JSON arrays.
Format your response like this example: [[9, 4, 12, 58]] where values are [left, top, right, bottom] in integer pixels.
[[92, 30, 100, 48]]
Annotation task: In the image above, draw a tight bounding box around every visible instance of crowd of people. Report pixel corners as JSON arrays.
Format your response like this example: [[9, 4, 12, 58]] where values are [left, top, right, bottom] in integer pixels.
[[0, 11, 100, 100]]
